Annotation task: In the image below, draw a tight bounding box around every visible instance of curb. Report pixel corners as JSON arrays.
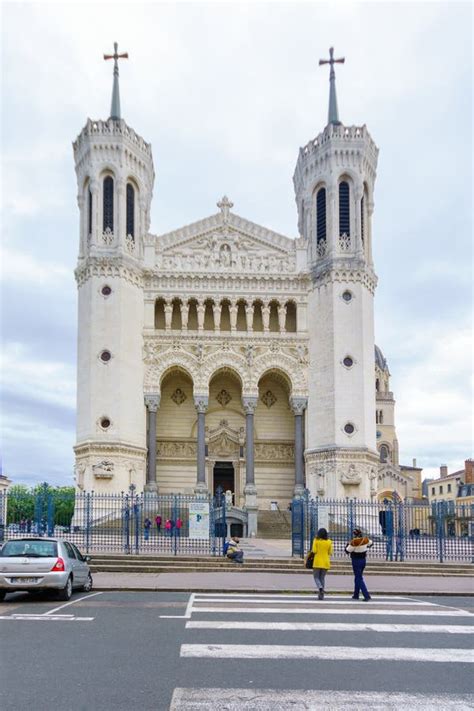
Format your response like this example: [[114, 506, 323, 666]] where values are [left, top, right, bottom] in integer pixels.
[[91, 586, 474, 597]]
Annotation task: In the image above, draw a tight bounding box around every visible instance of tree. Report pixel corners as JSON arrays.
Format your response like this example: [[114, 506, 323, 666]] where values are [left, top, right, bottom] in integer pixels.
[[6, 485, 35, 524]]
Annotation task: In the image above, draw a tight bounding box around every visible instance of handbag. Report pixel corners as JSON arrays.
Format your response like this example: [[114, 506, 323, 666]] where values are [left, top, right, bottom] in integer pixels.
[[305, 551, 314, 569]]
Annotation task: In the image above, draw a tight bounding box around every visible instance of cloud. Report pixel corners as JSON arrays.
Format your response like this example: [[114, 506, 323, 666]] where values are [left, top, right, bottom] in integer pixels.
[[1, 1, 472, 486]]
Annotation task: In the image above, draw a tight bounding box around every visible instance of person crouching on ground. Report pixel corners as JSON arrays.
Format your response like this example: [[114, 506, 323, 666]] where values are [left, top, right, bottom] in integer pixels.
[[345, 528, 373, 601], [226, 536, 244, 564], [312, 527, 333, 600]]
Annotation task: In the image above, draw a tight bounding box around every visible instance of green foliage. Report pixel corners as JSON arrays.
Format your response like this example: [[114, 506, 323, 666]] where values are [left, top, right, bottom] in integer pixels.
[[6, 484, 76, 526]]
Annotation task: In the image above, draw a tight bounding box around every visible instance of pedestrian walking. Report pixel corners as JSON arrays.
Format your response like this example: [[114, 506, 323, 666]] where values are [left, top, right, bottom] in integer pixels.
[[155, 514, 162, 533], [226, 536, 244, 564], [345, 528, 373, 601], [165, 518, 172, 536], [176, 518, 183, 537], [144, 517, 152, 541], [311, 527, 333, 600]]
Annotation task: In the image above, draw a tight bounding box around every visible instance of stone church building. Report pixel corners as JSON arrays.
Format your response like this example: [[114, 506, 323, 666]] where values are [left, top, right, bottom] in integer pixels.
[[72, 46, 420, 533]]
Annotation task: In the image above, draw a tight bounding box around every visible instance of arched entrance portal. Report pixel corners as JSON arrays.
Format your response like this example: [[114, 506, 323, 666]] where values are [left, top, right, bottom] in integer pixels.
[[213, 460, 235, 496]]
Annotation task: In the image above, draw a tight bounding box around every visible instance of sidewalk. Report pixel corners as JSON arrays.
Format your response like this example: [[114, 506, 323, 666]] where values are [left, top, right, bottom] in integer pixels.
[[92, 571, 474, 596]]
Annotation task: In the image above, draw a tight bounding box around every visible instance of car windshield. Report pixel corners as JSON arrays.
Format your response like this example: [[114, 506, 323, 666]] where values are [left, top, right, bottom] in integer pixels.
[[0, 540, 58, 558]]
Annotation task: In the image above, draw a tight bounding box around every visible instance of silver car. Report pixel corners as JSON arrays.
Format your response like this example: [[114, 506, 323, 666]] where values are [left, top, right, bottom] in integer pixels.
[[0, 538, 93, 601]]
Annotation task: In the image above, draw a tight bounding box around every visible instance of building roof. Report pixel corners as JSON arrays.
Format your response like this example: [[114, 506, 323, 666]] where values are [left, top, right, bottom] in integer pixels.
[[375, 345, 389, 372]]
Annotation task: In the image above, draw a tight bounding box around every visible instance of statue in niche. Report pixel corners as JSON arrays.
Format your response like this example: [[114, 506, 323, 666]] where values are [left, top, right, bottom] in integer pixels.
[[220, 244, 231, 267]]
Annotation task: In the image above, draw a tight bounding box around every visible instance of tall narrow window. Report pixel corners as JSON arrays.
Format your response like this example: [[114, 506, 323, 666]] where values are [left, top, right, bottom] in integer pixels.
[[316, 188, 326, 243], [103, 176, 114, 232], [339, 181, 350, 236], [88, 187, 92, 235], [126, 183, 135, 239], [360, 195, 365, 243]]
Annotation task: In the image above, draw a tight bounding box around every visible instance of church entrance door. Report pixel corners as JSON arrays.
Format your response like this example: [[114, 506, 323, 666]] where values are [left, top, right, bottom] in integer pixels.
[[213, 461, 234, 496]]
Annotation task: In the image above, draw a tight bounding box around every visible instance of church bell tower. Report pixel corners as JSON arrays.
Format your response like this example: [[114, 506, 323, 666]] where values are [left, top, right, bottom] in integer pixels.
[[72, 44, 155, 491], [294, 48, 379, 498]]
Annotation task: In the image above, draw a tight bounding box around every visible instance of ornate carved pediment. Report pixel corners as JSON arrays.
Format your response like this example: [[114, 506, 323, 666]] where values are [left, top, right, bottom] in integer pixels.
[[92, 460, 114, 479], [206, 419, 243, 458], [154, 213, 296, 274]]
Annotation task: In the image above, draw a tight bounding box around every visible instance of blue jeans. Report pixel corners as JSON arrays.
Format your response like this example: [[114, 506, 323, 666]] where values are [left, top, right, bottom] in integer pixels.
[[352, 557, 370, 599]]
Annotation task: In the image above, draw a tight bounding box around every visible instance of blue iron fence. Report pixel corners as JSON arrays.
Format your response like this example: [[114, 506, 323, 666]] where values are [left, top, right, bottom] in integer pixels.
[[0, 487, 227, 556], [292, 492, 474, 563]]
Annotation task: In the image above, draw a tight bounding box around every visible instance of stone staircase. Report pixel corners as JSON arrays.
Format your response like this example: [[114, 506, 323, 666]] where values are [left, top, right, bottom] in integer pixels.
[[257, 510, 292, 539], [88, 554, 474, 577]]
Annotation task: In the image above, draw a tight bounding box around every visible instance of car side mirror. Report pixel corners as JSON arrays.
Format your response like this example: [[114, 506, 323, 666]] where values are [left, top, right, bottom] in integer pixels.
[[85, 556, 91, 562]]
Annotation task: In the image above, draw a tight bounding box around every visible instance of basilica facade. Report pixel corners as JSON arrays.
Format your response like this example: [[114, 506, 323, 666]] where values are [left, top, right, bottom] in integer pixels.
[[72, 48, 418, 533]]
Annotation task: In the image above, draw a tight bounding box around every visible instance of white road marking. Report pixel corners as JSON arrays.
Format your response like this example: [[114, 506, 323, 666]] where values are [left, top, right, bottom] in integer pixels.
[[44, 591, 103, 616], [160, 593, 196, 619], [194, 593, 412, 600], [180, 643, 474, 663], [186, 620, 474, 634], [170, 688, 474, 710], [0, 615, 94, 621], [188, 605, 473, 617], [193, 599, 432, 607]]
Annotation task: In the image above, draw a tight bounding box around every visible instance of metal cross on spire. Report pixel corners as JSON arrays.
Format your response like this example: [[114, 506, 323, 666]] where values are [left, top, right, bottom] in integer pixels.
[[104, 42, 128, 120], [319, 46, 345, 126]]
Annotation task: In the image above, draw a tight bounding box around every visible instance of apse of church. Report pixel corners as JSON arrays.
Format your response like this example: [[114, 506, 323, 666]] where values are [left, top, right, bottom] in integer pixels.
[[72, 44, 412, 534]]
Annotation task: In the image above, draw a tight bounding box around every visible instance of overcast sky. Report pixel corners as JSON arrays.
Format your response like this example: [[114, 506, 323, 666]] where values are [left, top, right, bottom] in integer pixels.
[[1, 1, 472, 488]]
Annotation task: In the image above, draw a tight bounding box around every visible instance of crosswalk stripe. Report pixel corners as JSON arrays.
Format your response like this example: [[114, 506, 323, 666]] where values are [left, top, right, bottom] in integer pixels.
[[170, 688, 474, 710], [194, 593, 412, 601], [186, 620, 474, 634], [193, 599, 433, 607], [180, 643, 474, 662], [189, 605, 472, 617]]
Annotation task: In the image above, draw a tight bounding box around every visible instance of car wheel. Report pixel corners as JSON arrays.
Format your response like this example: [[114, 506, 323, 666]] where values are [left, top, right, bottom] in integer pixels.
[[82, 573, 93, 592], [0, 591, 6, 602], [58, 576, 73, 601]]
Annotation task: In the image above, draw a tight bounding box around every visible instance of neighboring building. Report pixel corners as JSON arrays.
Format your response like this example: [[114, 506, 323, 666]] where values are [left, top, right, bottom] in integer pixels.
[[428, 465, 465, 505], [0, 472, 12, 526], [72, 46, 418, 533]]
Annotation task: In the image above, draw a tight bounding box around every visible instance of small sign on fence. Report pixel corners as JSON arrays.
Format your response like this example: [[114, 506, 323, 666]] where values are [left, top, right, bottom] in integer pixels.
[[189, 501, 210, 539], [318, 505, 329, 531]]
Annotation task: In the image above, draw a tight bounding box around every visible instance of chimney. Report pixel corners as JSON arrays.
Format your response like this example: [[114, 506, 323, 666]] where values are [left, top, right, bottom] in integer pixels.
[[412, 458, 417, 468], [465, 459, 474, 484], [440, 465, 448, 478]]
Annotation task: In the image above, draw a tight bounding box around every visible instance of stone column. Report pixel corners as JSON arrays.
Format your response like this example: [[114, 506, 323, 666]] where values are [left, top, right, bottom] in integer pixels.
[[354, 185, 364, 257], [144, 393, 160, 492], [245, 303, 254, 332], [291, 397, 307, 497], [278, 304, 287, 333], [242, 396, 258, 536], [194, 396, 209, 493], [180, 301, 189, 330], [262, 302, 271, 333]]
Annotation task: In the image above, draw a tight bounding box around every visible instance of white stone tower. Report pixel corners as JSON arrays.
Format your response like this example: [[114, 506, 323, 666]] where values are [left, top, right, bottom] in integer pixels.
[[72, 44, 155, 492], [294, 48, 379, 499]]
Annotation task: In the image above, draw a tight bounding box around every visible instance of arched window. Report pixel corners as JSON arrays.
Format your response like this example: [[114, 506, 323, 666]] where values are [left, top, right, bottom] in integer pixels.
[[103, 176, 114, 232], [339, 181, 350, 236], [379, 444, 389, 463], [126, 183, 135, 239], [88, 186, 92, 236], [360, 195, 365, 244], [316, 187, 326, 243]]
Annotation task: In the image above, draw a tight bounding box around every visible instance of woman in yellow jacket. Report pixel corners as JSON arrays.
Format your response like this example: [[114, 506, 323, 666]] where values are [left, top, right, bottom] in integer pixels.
[[312, 528, 333, 599]]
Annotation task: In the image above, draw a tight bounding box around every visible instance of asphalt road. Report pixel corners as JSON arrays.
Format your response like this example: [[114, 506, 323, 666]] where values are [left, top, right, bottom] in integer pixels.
[[1, 591, 473, 710]]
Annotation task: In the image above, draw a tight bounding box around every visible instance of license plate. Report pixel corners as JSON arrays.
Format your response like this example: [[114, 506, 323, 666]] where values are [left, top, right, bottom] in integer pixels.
[[10, 577, 38, 584]]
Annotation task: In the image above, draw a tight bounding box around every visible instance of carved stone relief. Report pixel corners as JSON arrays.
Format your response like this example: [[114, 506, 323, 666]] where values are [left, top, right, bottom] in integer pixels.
[[261, 390, 277, 408], [171, 388, 187, 405]]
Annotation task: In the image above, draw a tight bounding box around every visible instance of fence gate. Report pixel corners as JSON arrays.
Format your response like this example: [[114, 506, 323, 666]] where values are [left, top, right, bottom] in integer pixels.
[[291, 492, 474, 563], [0, 487, 227, 556]]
